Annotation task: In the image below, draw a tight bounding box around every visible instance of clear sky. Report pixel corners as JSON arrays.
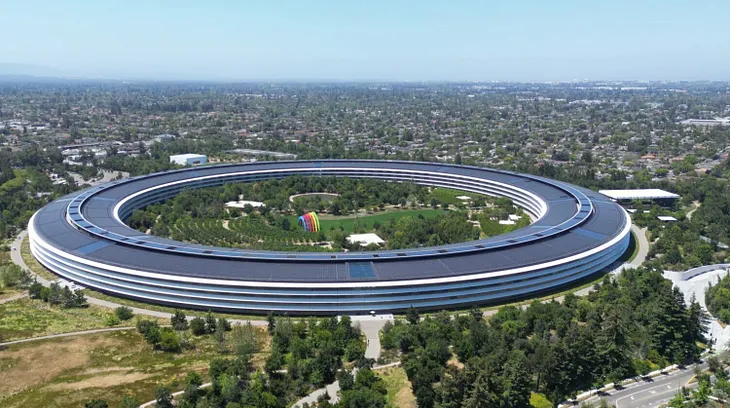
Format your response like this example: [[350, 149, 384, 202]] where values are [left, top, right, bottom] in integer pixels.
[[1, 0, 728, 81]]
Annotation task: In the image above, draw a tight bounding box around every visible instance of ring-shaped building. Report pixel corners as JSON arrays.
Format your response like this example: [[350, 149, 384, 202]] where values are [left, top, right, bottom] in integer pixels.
[[29, 160, 631, 314]]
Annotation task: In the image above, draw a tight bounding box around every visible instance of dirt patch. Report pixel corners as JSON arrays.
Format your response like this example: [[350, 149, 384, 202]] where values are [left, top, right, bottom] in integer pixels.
[[46, 372, 153, 391], [395, 386, 417, 408], [0, 334, 128, 396], [447, 355, 464, 370]]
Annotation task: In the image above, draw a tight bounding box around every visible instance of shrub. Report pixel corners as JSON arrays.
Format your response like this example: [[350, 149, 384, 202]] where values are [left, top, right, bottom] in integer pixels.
[[171, 309, 189, 331], [190, 317, 207, 335], [104, 313, 120, 327], [115, 306, 134, 321], [159, 328, 181, 352]]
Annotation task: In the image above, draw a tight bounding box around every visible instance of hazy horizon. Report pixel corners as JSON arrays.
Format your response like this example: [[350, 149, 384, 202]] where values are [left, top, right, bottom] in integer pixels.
[[2, 0, 729, 82]]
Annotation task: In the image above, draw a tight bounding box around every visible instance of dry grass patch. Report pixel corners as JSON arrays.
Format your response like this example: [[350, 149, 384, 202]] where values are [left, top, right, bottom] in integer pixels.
[[20, 238, 58, 282], [0, 326, 271, 408], [46, 372, 154, 392], [0, 332, 129, 396], [378, 365, 416, 408]]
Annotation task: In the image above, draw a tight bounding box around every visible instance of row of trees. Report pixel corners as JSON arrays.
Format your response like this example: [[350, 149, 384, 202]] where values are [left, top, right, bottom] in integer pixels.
[[28, 281, 87, 308], [381, 267, 708, 408]]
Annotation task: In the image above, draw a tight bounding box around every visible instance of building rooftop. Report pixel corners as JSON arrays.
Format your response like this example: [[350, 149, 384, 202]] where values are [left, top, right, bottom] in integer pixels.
[[347, 233, 385, 247], [599, 189, 680, 200]]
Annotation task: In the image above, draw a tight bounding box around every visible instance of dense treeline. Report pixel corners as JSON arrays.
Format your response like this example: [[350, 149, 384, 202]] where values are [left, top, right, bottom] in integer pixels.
[[377, 211, 480, 248], [381, 267, 708, 407]]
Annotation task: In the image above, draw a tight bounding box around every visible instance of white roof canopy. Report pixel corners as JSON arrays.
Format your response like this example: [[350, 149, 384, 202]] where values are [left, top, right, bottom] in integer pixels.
[[599, 189, 679, 200]]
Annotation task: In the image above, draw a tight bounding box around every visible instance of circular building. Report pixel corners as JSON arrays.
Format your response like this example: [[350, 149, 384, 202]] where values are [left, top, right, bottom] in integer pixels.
[[29, 160, 631, 314]]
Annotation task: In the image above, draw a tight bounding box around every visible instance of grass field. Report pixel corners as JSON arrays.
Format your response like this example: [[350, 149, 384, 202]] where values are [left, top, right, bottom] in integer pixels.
[[85, 289, 269, 322], [428, 187, 485, 206], [21, 238, 58, 282], [376, 365, 416, 408], [0, 327, 269, 408], [0, 297, 149, 341], [286, 208, 446, 234]]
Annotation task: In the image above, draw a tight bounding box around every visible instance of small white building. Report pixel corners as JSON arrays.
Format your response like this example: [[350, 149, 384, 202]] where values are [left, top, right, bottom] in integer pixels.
[[170, 153, 207, 166], [347, 233, 385, 247], [225, 200, 266, 209]]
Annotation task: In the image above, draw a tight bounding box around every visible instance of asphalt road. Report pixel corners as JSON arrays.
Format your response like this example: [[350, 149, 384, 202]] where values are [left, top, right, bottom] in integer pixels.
[[579, 362, 708, 408]]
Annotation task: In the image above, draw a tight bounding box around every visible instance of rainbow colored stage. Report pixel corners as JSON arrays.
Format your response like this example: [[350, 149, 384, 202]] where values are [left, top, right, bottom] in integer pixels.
[[298, 212, 320, 232]]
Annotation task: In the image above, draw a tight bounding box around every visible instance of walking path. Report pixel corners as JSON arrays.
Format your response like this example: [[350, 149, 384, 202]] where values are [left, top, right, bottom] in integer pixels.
[[138, 383, 212, 408], [292, 316, 391, 407], [664, 266, 730, 352], [0, 292, 28, 304], [11, 231, 267, 327], [0, 326, 135, 346]]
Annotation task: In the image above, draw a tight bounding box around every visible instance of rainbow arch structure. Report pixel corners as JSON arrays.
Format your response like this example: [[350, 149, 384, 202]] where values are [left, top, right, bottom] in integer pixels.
[[298, 212, 320, 232]]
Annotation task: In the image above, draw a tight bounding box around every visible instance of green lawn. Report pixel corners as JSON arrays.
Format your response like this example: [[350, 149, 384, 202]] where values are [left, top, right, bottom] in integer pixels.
[[286, 208, 446, 234], [428, 187, 486, 206]]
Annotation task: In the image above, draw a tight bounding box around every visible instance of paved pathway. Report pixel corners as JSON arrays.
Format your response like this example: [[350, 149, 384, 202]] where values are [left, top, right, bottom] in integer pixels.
[[0, 326, 135, 346], [664, 267, 730, 352], [11, 231, 268, 327], [484, 224, 650, 316]]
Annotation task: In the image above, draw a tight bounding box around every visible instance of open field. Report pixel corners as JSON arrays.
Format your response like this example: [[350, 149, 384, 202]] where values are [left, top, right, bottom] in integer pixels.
[[376, 365, 416, 408], [286, 208, 446, 234], [0, 297, 143, 341], [429, 187, 486, 206], [0, 327, 269, 408]]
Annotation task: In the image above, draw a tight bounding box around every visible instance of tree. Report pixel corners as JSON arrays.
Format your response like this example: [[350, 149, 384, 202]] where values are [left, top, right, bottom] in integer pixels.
[[83, 400, 108, 408], [502, 350, 531, 408], [171, 309, 189, 331], [267, 312, 276, 335], [159, 328, 181, 352], [406, 306, 420, 325], [155, 385, 174, 408], [190, 316, 206, 335], [28, 281, 43, 299], [205, 311, 217, 334], [216, 317, 228, 353], [119, 396, 139, 408], [115, 306, 134, 321]]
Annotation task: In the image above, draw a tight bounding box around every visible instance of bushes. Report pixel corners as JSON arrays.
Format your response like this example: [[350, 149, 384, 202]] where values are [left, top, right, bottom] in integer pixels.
[[136, 318, 182, 352], [115, 306, 134, 321], [707, 274, 730, 324], [0, 264, 31, 289], [29, 282, 87, 308], [104, 313, 120, 327], [171, 309, 188, 331], [191, 316, 207, 335], [159, 328, 181, 352]]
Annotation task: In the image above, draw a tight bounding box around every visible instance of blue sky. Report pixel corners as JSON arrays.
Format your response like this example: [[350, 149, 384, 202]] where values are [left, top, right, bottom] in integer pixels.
[[1, 0, 728, 81]]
